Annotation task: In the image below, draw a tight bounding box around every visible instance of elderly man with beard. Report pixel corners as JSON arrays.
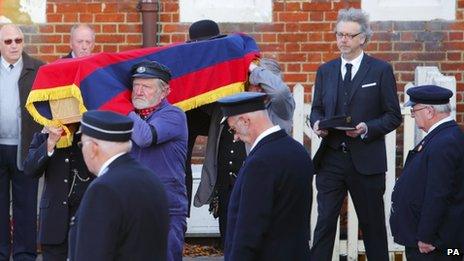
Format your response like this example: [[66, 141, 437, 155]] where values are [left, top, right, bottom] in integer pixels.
[[128, 61, 188, 261]]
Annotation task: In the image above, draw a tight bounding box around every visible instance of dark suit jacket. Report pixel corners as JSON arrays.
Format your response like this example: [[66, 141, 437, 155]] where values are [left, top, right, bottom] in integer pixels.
[[24, 132, 93, 245], [18, 52, 44, 170], [62, 52, 73, 59], [310, 54, 401, 174], [68, 153, 169, 261], [390, 120, 464, 249], [225, 130, 313, 261]]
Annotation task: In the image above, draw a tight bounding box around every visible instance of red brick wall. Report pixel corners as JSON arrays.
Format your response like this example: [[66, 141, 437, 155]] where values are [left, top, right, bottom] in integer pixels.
[[22, 0, 142, 61], [15, 0, 464, 124]]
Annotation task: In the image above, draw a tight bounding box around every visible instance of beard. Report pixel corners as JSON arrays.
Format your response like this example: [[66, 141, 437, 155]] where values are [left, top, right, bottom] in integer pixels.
[[132, 95, 162, 110], [132, 98, 151, 109]]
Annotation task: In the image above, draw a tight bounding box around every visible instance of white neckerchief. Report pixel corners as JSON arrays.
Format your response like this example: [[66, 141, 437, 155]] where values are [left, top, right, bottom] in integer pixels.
[[341, 51, 364, 81], [426, 116, 453, 135], [1, 56, 22, 71], [97, 152, 126, 177], [250, 125, 281, 152]]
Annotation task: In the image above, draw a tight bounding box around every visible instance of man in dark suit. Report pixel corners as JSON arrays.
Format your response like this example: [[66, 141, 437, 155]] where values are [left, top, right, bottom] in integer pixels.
[[24, 123, 94, 261], [391, 85, 464, 260], [218, 92, 313, 261], [63, 24, 95, 59], [0, 24, 43, 261], [309, 8, 401, 261], [68, 110, 169, 261]]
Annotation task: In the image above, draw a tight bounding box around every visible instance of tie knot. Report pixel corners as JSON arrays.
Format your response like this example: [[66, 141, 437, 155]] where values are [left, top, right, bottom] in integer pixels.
[[345, 63, 352, 71], [8, 64, 14, 70]]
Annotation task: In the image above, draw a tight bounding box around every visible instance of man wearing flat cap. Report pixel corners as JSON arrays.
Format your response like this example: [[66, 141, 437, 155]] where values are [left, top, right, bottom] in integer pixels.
[[68, 110, 169, 261], [128, 61, 188, 261], [218, 92, 313, 261], [390, 85, 464, 260]]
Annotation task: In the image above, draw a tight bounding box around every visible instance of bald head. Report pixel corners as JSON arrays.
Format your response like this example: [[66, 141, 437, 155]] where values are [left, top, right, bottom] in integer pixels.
[[0, 24, 24, 64]]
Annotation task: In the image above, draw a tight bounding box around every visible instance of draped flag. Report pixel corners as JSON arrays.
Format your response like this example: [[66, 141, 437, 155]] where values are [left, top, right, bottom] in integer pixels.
[[26, 33, 260, 147]]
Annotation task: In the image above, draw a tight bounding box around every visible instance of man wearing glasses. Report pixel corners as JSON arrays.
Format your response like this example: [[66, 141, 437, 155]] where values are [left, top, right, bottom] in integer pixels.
[[0, 24, 44, 260], [391, 85, 464, 260], [309, 8, 401, 261]]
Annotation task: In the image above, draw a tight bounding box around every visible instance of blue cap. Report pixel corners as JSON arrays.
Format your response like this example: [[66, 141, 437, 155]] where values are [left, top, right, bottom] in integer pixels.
[[217, 92, 267, 123], [405, 85, 453, 107], [81, 110, 133, 142], [131, 61, 172, 83]]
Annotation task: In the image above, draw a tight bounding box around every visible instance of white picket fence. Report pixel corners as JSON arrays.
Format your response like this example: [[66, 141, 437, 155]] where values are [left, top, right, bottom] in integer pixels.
[[185, 66, 456, 260]]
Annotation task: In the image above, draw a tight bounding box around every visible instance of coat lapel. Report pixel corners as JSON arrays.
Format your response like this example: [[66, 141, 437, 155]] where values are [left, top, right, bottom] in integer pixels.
[[327, 59, 341, 117], [347, 54, 371, 104]]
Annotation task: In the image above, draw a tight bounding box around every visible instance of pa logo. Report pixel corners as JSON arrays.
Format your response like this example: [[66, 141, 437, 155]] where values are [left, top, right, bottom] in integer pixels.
[[447, 248, 461, 256]]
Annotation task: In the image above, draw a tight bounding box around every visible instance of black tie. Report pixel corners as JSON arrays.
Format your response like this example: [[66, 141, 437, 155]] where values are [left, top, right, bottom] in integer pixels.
[[344, 63, 353, 93], [8, 64, 13, 70]]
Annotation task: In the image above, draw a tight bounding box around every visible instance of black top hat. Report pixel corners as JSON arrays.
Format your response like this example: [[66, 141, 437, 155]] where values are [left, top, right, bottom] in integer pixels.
[[131, 61, 172, 83], [405, 85, 453, 107], [217, 92, 267, 123], [188, 19, 226, 42], [80, 110, 133, 142]]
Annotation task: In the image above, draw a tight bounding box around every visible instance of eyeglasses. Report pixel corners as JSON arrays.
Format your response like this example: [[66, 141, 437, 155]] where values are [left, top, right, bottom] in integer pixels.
[[410, 106, 428, 115], [77, 140, 94, 149], [335, 32, 362, 40], [3, 38, 23, 45], [228, 127, 236, 135]]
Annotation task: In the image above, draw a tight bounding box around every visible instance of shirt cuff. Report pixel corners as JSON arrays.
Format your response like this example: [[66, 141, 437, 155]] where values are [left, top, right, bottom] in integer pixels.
[[47, 150, 54, 157], [360, 125, 368, 139]]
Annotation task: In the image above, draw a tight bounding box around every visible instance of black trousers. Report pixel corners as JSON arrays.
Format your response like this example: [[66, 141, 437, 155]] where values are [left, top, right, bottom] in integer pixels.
[[310, 147, 389, 261], [406, 247, 463, 261], [41, 242, 68, 261], [0, 145, 38, 261], [217, 185, 233, 249]]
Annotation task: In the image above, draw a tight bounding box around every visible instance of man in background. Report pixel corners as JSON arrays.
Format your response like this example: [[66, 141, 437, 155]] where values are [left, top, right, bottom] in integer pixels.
[[309, 8, 401, 261], [64, 24, 95, 58], [0, 24, 44, 261]]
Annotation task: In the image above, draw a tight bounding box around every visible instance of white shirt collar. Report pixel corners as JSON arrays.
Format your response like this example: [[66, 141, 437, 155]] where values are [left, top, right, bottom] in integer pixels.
[[341, 51, 364, 80], [426, 116, 453, 135], [1, 56, 22, 71], [250, 125, 281, 152], [97, 152, 126, 177], [71, 51, 76, 58]]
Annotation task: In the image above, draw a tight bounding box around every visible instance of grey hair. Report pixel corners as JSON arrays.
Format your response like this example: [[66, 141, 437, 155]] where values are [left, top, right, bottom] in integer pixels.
[[156, 78, 171, 95], [93, 139, 132, 154], [336, 8, 373, 42], [70, 24, 95, 40], [259, 58, 283, 79], [0, 24, 24, 40], [430, 103, 451, 114]]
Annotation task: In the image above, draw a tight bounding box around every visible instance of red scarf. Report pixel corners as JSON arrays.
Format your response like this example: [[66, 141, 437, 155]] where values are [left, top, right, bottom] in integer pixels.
[[135, 105, 159, 120]]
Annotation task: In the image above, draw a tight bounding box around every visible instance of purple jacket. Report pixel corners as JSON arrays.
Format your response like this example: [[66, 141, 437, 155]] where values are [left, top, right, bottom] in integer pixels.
[[129, 99, 188, 216]]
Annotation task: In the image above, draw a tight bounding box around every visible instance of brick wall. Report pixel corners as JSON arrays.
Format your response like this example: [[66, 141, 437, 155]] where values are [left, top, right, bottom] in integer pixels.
[[21, 0, 142, 61]]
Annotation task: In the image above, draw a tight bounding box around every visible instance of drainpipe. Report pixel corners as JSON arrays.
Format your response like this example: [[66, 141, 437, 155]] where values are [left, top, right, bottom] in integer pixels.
[[138, 0, 159, 47]]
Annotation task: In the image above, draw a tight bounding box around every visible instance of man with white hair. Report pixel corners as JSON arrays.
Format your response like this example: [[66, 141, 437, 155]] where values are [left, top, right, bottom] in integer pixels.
[[128, 60, 188, 261], [391, 85, 464, 260], [0, 24, 43, 261], [64, 24, 95, 58], [68, 110, 169, 260], [218, 92, 313, 261]]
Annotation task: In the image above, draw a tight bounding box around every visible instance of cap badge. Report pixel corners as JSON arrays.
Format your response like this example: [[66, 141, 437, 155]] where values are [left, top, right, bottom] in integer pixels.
[[136, 66, 146, 73]]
